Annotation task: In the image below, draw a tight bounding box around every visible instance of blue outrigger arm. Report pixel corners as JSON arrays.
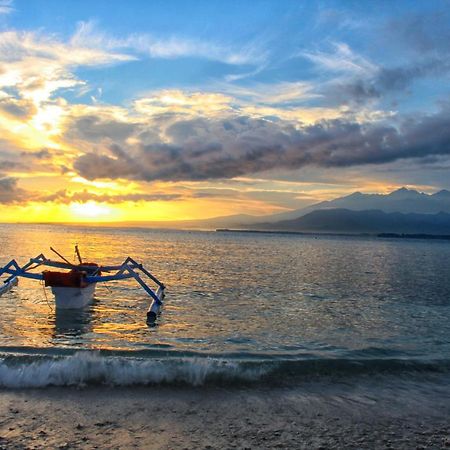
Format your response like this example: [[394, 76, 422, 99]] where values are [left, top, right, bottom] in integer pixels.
[[0, 254, 165, 323]]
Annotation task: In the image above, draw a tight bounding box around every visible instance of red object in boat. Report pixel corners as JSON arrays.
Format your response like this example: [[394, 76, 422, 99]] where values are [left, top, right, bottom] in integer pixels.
[[43, 263, 100, 288]]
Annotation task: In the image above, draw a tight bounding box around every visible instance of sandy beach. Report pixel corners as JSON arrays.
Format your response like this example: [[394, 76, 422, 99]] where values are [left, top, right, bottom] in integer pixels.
[[2, 375, 450, 450]]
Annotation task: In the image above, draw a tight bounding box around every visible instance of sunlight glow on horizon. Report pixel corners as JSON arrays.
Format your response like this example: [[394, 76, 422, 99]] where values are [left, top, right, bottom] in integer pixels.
[[70, 201, 112, 219], [0, 0, 448, 224]]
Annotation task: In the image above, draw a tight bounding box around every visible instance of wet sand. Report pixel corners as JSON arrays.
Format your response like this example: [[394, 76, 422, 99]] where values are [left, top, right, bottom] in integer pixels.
[[2, 377, 450, 449]]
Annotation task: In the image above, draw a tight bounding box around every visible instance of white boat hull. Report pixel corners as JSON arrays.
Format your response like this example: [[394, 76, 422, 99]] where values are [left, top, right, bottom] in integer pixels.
[[51, 283, 96, 309]]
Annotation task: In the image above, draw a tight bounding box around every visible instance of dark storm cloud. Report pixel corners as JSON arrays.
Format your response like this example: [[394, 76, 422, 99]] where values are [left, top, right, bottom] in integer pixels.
[[65, 115, 137, 142], [0, 148, 60, 177], [0, 177, 29, 203], [333, 59, 450, 104], [73, 152, 140, 180], [385, 11, 450, 56], [72, 106, 450, 183], [329, 10, 450, 105]]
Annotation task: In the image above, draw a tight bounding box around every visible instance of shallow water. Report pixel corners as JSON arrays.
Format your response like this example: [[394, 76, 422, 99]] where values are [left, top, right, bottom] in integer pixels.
[[1, 223, 450, 387]]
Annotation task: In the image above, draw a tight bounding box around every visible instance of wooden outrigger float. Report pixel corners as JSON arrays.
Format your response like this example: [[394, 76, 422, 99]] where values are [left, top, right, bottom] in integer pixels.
[[0, 247, 165, 323]]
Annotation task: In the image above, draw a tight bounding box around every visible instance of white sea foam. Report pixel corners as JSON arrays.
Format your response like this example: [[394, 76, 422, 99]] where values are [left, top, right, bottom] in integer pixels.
[[0, 352, 268, 388]]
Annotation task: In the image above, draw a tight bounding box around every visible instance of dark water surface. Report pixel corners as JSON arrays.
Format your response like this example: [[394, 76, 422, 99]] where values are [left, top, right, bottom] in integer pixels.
[[1, 223, 450, 387]]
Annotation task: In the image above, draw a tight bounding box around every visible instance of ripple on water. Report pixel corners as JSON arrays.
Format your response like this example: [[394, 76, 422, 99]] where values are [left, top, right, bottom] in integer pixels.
[[0, 224, 450, 362]]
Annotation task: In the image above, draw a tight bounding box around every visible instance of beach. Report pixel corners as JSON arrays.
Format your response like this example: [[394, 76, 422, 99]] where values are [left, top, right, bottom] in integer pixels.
[[2, 373, 450, 450]]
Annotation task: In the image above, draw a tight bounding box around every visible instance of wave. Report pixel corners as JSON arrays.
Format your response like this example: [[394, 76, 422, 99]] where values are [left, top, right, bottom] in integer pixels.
[[1, 348, 450, 388], [0, 351, 268, 388]]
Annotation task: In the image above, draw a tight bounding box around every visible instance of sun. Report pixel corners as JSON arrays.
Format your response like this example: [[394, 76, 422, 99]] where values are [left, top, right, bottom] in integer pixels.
[[70, 201, 112, 220]]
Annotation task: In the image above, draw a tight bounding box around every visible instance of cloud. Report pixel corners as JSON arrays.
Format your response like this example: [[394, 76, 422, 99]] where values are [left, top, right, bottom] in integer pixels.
[[189, 186, 314, 209], [330, 58, 450, 104], [360, 12, 450, 102], [0, 176, 29, 203], [65, 114, 137, 143], [39, 189, 182, 204], [0, 95, 36, 118], [70, 103, 450, 183], [0, 29, 134, 112], [315, 8, 365, 31], [71, 21, 265, 65], [302, 42, 377, 76], [0, 0, 13, 15], [0, 179, 185, 204], [303, 20, 450, 105], [384, 11, 450, 56], [215, 81, 319, 106], [21, 149, 52, 160], [0, 142, 62, 175], [0, 160, 23, 171], [0, 28, 137, 167], [133, 90, 235, 116]]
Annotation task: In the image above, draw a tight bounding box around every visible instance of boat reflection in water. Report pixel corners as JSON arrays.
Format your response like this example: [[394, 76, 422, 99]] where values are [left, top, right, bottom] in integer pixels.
[[52, 303, 96, 340]]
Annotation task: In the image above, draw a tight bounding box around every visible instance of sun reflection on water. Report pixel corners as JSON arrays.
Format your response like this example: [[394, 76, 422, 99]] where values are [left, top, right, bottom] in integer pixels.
[[1, 224, 450, 358]]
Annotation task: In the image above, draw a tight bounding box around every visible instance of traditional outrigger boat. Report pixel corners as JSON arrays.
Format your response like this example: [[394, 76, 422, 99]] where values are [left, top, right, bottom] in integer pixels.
[[0, 246, 165, 323]]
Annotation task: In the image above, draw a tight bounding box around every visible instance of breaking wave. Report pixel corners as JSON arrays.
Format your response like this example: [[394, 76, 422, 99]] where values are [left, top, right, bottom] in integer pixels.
[[0, 351, 268, 388], [1, 348, 450, 389]]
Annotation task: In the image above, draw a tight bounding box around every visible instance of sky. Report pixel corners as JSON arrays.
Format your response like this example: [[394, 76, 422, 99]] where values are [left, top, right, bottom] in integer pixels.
[[0, 0, 450, 223]]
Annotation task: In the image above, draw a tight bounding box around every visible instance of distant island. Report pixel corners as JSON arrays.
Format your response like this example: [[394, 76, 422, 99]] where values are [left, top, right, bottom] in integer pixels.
[[378, 233, 450, 240], [248, 208, 450, 235], [217, 228, 450, 240]]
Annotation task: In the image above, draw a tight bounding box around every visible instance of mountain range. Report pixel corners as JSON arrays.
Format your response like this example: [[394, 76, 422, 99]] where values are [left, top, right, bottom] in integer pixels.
[[259, 187, 450, 223], [110, 187, 450, 235], [237, 187, 450, 234], [252, 209, 450, 235]]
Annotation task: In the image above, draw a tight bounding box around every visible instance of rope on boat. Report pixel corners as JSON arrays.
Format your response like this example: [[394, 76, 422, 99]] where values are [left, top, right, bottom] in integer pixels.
[[40, 279, 53, 311], [103, 281, 112, 294]]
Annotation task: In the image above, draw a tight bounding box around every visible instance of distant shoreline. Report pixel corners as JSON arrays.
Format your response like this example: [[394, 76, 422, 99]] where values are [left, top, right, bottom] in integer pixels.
[[377, 233, 450, 240], [2, 223, 450, 240], [216, 228, 450, 240]]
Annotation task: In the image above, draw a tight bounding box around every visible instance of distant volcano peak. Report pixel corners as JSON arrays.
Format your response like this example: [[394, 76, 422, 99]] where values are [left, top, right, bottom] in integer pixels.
[[433, 189, 450, 198], [387, 187, 421, 198]]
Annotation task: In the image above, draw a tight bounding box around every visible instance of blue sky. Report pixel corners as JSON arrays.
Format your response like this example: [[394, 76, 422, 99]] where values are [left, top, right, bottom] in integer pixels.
[[0, 0, 450, 221], [7, 0, 449, 110]]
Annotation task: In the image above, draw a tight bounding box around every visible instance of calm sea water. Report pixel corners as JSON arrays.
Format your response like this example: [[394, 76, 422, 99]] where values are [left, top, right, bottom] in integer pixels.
[[1, 223, 450, 387]]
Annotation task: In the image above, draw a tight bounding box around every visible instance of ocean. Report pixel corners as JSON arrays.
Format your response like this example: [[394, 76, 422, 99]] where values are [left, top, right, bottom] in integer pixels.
[[1, 223, 450, 388]]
